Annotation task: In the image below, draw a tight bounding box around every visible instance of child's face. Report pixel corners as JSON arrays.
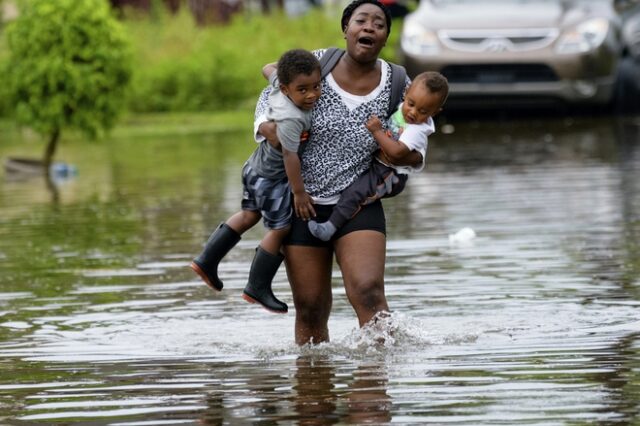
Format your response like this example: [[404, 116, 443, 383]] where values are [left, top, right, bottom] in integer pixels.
[[401, 83, 444, 124], [280, 69, 322, 111]]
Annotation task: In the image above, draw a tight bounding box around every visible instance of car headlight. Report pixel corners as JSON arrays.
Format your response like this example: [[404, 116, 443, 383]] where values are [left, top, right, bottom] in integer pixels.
[[555, 18, 610, 54], [401, 20, 440, 56]]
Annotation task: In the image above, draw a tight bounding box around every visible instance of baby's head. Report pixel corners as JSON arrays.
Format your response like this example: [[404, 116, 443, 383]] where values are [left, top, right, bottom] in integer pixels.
[[401, 71, 449, 124], [277, 49, 322, 111]]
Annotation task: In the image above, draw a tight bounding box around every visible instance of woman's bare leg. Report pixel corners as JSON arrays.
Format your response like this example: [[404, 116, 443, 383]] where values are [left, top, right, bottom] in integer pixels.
[[283, 245, 334, 345], [334, 230, 388, 327]]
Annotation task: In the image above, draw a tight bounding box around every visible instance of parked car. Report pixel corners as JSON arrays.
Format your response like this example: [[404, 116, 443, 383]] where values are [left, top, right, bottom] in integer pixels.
[[398, 0, 640, 110]]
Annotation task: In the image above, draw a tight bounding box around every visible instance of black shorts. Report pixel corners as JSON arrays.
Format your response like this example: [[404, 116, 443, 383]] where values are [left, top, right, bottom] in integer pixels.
[[284, 200, 386, 247]]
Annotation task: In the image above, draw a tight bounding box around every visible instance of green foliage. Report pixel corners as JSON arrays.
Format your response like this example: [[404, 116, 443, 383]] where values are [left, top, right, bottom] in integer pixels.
[[124, 8, 347, 112], [5, 0, 132, 139], [0, 4, 404, 117], [0, 1, 10, 117], [0, 35, 8, 118]]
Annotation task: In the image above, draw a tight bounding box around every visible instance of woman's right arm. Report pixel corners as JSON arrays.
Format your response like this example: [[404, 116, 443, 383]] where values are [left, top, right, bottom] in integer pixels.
[[259, 121, 279, 148], [254, 85, 280, 148]]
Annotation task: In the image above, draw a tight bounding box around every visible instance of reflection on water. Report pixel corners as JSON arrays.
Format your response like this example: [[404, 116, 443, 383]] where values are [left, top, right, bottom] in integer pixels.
[[0, 114, 639, 424]]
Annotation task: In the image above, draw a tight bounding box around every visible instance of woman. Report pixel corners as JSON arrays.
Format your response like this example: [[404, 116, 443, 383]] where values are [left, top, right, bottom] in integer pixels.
[[255, 0, 420, 345]]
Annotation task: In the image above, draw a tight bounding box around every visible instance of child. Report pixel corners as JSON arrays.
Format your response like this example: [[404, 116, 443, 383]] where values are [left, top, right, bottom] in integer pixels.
[[308, 71, 448, 241], [191, 49, 321, 314]]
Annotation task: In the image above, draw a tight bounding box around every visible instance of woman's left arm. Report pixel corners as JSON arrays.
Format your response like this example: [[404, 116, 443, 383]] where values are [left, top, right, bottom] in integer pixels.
[[378, 150, 423, 167]]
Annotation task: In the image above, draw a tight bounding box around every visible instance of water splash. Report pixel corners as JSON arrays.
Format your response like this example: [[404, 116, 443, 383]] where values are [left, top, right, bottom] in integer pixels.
[[298, 312, 481, 359]]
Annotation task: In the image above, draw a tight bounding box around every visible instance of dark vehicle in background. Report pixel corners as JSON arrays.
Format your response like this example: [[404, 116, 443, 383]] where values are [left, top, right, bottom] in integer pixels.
[[398, 0, 640, 110]]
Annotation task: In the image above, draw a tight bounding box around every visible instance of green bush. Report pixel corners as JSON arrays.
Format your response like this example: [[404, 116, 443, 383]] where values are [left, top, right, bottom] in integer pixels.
[[0, 2, 9, 118], [127, 40, 252, 112], [4, 0, 132, 165], [124, 8, 351, 113], [0, 45, 8, 118], [0, 4, 404, 117]]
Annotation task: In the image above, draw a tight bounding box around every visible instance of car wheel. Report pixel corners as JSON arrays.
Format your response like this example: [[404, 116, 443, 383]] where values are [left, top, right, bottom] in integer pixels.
[[615, 56, 640, 114]]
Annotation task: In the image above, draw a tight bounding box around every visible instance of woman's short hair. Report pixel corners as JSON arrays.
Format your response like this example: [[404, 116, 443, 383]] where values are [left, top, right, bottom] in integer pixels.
[[341, 0, 392, 36]]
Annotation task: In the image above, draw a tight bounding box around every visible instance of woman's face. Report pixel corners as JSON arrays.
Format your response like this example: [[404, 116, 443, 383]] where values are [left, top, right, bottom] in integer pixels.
[[344, 3, 388, 62]]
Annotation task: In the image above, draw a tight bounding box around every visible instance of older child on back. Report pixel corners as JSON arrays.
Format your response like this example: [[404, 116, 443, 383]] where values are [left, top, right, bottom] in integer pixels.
[[191, 49, 321, 314]]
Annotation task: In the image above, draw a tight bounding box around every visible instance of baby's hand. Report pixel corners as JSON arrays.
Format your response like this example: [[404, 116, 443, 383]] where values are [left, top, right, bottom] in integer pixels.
[[366, 115, 383, 134]]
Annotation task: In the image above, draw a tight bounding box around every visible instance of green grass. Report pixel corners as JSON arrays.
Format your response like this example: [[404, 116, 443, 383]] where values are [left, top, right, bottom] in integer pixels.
[[1, 109, 255, 145], [0, 2, 405, 118], [113, 109, 255, 137]]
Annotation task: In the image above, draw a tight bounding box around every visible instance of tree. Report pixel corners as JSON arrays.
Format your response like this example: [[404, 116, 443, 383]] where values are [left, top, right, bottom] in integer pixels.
[[5, 0, 132, 170]]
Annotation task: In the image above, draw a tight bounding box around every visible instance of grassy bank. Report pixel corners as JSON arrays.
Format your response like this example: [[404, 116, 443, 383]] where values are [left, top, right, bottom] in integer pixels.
[[0, 109, 255, 146], [123, 7, 343, 112], [0, 4, 402, 117]]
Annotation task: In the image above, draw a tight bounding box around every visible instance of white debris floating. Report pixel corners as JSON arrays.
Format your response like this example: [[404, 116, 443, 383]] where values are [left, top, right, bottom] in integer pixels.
[[448, 227, 476, 245]]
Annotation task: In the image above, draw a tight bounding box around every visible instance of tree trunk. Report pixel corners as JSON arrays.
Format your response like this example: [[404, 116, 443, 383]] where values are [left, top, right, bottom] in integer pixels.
[[165, 0, 181, 13], [259, 0, 284, 14], [188, 0, 243, 25], [43, 128, 60, 173], [109, 0, 152, 11]]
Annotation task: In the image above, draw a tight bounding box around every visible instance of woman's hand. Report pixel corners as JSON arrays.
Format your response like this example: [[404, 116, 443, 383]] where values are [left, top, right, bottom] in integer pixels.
[[258, 121, 281, 149]]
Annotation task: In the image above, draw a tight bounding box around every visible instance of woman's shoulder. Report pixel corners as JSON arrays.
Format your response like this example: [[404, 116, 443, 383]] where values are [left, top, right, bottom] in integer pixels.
[[379, 58, 411, 88]]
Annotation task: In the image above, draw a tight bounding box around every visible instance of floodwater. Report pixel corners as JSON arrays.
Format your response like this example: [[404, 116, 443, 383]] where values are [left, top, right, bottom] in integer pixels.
[[0, 113, 639, 425]]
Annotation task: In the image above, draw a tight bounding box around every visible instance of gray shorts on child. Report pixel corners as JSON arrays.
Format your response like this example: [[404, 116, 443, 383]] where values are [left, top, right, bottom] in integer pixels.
[[241, 163, 292, 230]]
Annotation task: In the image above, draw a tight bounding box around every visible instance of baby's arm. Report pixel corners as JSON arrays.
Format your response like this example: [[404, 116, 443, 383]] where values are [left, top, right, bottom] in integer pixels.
[[366, 115, 412, 163], [262, 63, 277, 81], [282, 148, 315, 220]]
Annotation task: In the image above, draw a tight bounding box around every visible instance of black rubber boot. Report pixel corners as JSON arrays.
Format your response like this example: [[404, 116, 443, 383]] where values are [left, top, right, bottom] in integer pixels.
[[190, 223, 241, 291], [242, 247, 288, 314]]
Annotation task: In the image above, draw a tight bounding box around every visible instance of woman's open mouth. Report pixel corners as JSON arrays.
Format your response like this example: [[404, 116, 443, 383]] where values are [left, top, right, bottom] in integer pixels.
[[357, 36, 375, 47]]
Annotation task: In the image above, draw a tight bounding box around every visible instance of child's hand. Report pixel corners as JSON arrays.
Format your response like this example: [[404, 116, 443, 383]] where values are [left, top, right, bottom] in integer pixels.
[[366, 115, 384, 134], [293, 192, 316, 221]]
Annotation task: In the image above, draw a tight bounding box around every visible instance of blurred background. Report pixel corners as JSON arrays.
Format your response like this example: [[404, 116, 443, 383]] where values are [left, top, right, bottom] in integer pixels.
[[0, 1, 639, 424]]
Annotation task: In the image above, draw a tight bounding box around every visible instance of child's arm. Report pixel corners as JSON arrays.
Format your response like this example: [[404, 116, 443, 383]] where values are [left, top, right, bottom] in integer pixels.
[[262, 63, 277, 81], [283, 148, 316, 221], [366, 115, 413, 163]]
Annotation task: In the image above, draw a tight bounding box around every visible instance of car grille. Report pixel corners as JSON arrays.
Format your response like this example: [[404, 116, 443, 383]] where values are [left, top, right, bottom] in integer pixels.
[[441, 64, 559, 84], [439, 29, 558, 52]]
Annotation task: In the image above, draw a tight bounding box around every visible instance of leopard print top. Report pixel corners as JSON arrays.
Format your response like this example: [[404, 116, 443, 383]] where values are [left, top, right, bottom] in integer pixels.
[[254, 49, 410, 201]]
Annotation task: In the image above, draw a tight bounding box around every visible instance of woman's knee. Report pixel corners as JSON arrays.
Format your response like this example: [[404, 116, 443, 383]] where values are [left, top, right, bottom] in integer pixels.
[[294, 294, 331, 326], [350, 277, 385, 306]]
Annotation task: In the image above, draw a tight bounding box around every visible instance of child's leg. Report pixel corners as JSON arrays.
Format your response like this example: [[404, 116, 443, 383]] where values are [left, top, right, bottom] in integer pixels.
[[226, 209, 262, 234], [191, 209, 261, 291], [309, 164, 392, 241], [259, 226, 290, 255], [242, 177, 292, 314], [380, 171, 408, 199]]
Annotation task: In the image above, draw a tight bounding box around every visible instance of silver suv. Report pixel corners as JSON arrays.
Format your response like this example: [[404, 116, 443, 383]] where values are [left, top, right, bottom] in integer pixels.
[[398, 0, 640, 109]]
